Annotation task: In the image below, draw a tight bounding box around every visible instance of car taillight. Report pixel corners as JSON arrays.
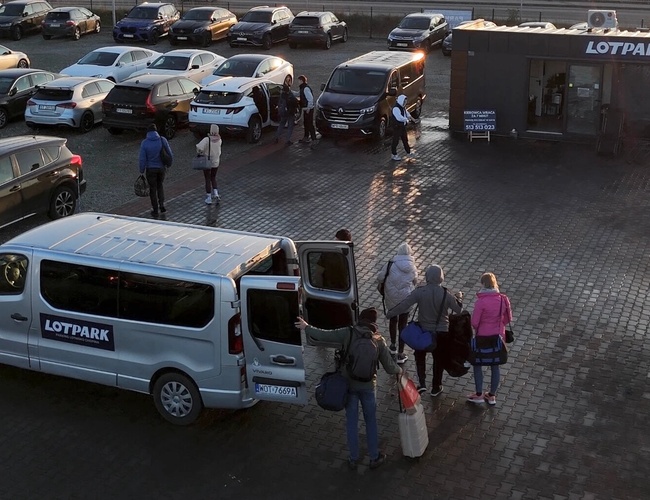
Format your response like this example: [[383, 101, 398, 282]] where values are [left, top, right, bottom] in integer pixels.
[[228, 313, 243, 354], [226, 107, 244, 115], [66, 20, 75, 26], [27, 99, 35, 106], [145, 93, 156, 114], [57, 102, 77, 109], [70, 154, 82, 168]]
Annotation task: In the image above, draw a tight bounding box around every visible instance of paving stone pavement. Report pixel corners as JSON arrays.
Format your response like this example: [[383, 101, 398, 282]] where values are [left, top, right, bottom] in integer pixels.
[[1, 113, 649, 499]]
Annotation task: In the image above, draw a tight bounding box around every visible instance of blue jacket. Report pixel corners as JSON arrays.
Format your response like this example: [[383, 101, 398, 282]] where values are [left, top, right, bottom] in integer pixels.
[[139, 131, 173, 173]]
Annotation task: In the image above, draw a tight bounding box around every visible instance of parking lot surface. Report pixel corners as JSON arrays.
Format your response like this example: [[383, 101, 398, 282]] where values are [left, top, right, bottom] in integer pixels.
[[0, 31, 648, 500]]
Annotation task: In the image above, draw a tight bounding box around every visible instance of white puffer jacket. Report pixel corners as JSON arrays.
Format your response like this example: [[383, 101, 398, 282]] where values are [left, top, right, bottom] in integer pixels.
[[376, 254, 418, 314]]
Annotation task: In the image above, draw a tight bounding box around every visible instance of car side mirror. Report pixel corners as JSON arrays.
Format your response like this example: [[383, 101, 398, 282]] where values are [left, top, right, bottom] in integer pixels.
[[430, 26, 434, 31], [387, 88, 397, 96], [116, 62, 124, 67], [193, 88, 199, 96], [191, 64, 199, 69], [8, 88, 16, 96], [211, 18, 216, 22], [272, 20, 277, 25], [146, 62, 151, 66], [320, 83, 325, 91], [22, 12, 28, 17]]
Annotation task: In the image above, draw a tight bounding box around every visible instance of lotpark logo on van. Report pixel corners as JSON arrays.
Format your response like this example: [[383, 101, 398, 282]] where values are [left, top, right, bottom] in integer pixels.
[[40, 313, 115, 351], [585, 40, 650, 56]]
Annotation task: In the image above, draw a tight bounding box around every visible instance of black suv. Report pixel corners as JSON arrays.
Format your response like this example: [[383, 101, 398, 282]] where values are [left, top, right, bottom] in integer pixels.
[[387, 12, 448, 53], [0, 135, 86, 228], [113, 2, 179, 45], [227, 6, 293, 50], [102, 74, 199, 139], [0, 0, 52, 40], [288, 11, 347, 50]]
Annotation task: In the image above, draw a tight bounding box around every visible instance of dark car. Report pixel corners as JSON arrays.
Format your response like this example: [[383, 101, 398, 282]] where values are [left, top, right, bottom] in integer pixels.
[[0, 135, 86, 228], [0, 68, 57, 127], [102, 74, 199, 139], [442, 20, 497, 56], [170, 7, 237, 47], [387, 12, 448, 53], [0, 0, 52, 40], [113, 2, 179, 45], [41, 7, 101, 41], [288, 11, 347, 50], [227, 6, 293, 50]]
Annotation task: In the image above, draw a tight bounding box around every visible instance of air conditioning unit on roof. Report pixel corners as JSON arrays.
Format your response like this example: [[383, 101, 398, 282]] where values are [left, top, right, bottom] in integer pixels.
[[588, 10, 618, 30]]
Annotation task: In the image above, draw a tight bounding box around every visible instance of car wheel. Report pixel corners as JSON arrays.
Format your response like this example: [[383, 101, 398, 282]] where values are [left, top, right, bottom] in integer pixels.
[[11, 25, 22, 41], [0, 108, 8, 129], [153, 372, 203, 426], [49, 185, 76, 220], [79, 111, 94, 133], [202, 32, 211, 47], [42, 34, 52, 40], [374, 116, 387, 141], [72, 27, 81, 41], [162, 114, 177, 139], [149, 30, 159, 45], [342, 28, 348, 43], [289, 42, 296, 49], [246, 115, 262, 143], [17, 59, 28, 69], [262, 34, 272, 50], [107, 76, 116, 83], [94, 21, 101, 34], [411, 97, 423, 119], [324, 34, 331, 50], [107, 127, 123, 135]]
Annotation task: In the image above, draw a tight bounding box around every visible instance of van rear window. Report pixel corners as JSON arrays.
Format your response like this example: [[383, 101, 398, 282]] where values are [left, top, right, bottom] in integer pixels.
[[326, 68, 387, 95], [247, 289, 300, 345]]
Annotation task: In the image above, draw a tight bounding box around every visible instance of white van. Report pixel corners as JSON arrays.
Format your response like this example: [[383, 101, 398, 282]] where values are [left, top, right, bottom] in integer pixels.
[[0, 213, 358, 425]]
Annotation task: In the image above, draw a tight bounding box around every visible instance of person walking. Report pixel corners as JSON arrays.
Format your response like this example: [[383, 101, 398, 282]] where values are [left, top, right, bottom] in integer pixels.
[[274, 74, 298, 146], [468, 272, 512, 406], [376, 242, 418, 364], [297, 75, 317, 144], [295, 308, 402, 470], [196, 124, 223, 205], [391, 94, 414, 161], [387, 265, 463, 396], [139, 123, 172, 217]]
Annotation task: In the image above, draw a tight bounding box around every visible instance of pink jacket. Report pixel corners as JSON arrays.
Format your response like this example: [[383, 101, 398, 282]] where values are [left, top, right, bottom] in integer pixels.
[[471, 290, 512, 340]]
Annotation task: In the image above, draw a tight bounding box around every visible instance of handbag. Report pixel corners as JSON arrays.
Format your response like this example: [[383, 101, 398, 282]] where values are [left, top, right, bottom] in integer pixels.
[[134, 174, 149, 197], [400, 288, 447, 352], [500, 295, 515, 344], [160, 138, 172, 167], [192, 139, 212, 170], [468, 335, 508, 366], [397, 373, 421, 414], [314, 370, 349, 411], [378, 260, 393, 314]]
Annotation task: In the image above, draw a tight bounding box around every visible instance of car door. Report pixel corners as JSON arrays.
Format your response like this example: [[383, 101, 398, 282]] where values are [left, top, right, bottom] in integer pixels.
[[0, 251, 33, 370], [115, 50, 136, 81], [13, 146, 52, 217], [266, 82, 281, 125], [7, 74, 35, 119], [330, 14, 341, 39], [271, 11, 283, 43], [0, 155, 23, 228], [433, 16, 447, 44]]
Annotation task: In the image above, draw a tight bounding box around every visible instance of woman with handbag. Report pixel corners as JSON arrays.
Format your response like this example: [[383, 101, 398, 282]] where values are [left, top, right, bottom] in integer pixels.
[[468, 272, 513, 406], [195, 124, 222, 205]]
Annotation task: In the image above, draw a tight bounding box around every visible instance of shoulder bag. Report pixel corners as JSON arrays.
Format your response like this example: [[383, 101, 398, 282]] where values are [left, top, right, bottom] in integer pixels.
[[468, 335, 508, 366], [400, 289, 447, 352], [501, 295, 515, 343], [160, 138, 173, 168], [192, 139, 212, 170], [378, 260, 393, 313]]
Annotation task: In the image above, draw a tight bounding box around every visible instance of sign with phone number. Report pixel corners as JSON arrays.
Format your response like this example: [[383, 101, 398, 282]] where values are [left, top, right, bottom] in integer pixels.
[[464, 110, 496, 131]]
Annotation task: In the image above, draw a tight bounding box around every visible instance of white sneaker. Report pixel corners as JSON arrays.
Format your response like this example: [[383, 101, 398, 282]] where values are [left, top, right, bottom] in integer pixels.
[[212, 189, 220, 201], [204, 194, 212, 205], [391, 154, 401, 161]]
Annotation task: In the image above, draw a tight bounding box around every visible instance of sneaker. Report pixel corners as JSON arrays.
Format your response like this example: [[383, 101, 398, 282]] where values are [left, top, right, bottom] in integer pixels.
[[369, 453, 386, 470], [388, 343, 397, 355], [484, 393, 496, 405], [417, 385, 427, 394], [299, 137, 312, 143], [204, 194, 212, 205], [211, 189, 220, 200], [347, 458, 358, 471], [430, 386, 444, 397], [396, 353, 408, 364], [159, 206, 166, 213], [150, 209, 159, 217], [391, 154, 401, 161], [467, 392, 485, 404]]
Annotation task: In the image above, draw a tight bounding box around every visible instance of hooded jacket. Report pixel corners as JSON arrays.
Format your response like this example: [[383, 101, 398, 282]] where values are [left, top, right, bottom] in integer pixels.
[[386, 265, 462, 332], [196, 124, 223, 169], [471, 289, 512, 340], [392, 94, 412, 125], [139, 130, 173, 173], [376, 253, 418, 313]]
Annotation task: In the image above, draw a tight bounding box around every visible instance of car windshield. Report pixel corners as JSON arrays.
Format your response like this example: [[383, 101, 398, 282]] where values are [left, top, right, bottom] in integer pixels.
[[194, 90, 243, 105], [46, 12, 71, 21], [214, 60, 258, 77], [0, 77, 14, 94], [78, 51, 119, 66], [127, 7, 157, 20], [292, 17, 319, 26], [0, 4, 25, 16], [398, 17, 430, 30], [241, 11, 271, 23], [183, 10, 211, 21], [149, 56, 189, 71], [326, 68, 387, 95]]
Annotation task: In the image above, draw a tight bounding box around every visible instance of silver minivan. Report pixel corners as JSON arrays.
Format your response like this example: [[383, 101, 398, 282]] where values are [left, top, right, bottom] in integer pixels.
[[0, 213, 358, 425]]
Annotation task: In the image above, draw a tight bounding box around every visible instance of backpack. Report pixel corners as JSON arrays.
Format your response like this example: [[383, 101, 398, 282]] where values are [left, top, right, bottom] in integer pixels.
[[345, 326, 379, 382]]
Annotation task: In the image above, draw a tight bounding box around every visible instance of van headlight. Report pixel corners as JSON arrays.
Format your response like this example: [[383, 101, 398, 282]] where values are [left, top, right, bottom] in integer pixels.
[[360, 105, 376, 114]]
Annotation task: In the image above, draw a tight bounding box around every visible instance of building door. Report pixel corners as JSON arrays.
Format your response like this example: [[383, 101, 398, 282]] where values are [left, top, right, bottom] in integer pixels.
[[566, 64, 602, 135]]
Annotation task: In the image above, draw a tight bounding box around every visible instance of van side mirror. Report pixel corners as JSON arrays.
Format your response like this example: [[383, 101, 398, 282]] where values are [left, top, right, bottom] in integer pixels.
[[387, 88, 397, 96], [320, 83, 325, 91]]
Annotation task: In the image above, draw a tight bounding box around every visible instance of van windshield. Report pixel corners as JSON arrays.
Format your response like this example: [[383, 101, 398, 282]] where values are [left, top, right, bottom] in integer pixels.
[[326, 68, 387, 95]]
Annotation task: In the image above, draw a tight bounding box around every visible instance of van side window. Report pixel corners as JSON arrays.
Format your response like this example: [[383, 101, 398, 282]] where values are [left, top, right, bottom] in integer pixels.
[[309, 251, 350, 291], [247, 288, 300, 344], [0, 254, 28, 294], [388, 71, 399, 91], [401, 62, 423, 88]]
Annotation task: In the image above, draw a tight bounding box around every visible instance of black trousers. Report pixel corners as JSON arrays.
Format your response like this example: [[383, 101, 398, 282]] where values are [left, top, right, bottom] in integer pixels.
[[146, 168, 166, 210], [415, 332, 449, 389], [303, 108, 316, 140], [391, 123, 410, 155], [389, 312, 408, 353]]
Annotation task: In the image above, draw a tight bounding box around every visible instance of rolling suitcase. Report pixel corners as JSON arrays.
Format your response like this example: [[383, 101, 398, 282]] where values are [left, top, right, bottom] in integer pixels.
[[398, 401, 429, 458]]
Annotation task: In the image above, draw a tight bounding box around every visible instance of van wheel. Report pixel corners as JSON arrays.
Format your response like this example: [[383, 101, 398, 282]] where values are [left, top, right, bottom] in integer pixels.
[[374, 116, 387, 141], [324, 34, 331, 50], [49, 185, 76, 219], [153, 372, 203, 426], [247, 115, 262, 143], [411, 97, 423, 119]]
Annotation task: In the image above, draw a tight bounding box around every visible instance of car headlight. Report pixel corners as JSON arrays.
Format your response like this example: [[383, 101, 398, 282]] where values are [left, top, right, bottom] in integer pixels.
[[193, 27, 205, 34], [360, 105, 376, 115], [387, 34, 394, 41]]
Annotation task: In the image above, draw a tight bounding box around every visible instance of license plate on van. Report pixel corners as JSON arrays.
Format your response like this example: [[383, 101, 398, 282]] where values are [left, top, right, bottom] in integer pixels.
[[255, 383, 297, 398], [331, 123, 348, 130]]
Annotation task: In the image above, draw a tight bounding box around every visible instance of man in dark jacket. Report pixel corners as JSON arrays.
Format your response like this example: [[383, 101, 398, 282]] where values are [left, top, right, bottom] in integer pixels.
[[139, 124, 173, 217], [297, 74, 316, 144], [274, 74, 298, 146], [295, 308, 401, 471]]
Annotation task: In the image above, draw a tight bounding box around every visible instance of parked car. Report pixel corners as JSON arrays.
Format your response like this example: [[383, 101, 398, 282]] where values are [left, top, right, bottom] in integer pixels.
[[288, 11, 347, 50], [41, 7, 101, 41], [442, 20, 497, 56], [113, 2, 179, 45], [0, 0, 52, 40], [130, 49, 225, 83], [519, 22, 556, 29], [0, 68, 58, 127], [25, 76, 114, 133], [227, 6, 293, 50], [387, 12, 448, 52], [0, 135, 85, 228], [60, 46, 161, 83], [102, 74, 199, 139], [170, 7, 237, 47], [0, 44, 29, 69], [199, 54, 292, 87], [189, 77, 282, 143]]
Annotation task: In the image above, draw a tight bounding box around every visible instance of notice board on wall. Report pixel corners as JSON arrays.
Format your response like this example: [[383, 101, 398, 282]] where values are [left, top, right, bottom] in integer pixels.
[[463, 110, 496, 131]]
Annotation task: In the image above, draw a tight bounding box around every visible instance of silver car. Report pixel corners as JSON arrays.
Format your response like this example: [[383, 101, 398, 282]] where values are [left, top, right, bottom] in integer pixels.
[[25, 76, 115, 133]]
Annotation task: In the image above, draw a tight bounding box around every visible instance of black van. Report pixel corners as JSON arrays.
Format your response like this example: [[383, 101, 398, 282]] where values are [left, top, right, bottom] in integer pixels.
[[315, 51, 426, 140]]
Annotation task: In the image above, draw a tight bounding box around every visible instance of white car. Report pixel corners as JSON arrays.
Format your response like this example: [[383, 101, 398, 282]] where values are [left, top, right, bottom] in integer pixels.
[[189, 77, 283, 143], [131, 49, 225, 84], [200, 54, 292, 87], [60, 46, 161, 83], [0, 44, 29, 69]]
